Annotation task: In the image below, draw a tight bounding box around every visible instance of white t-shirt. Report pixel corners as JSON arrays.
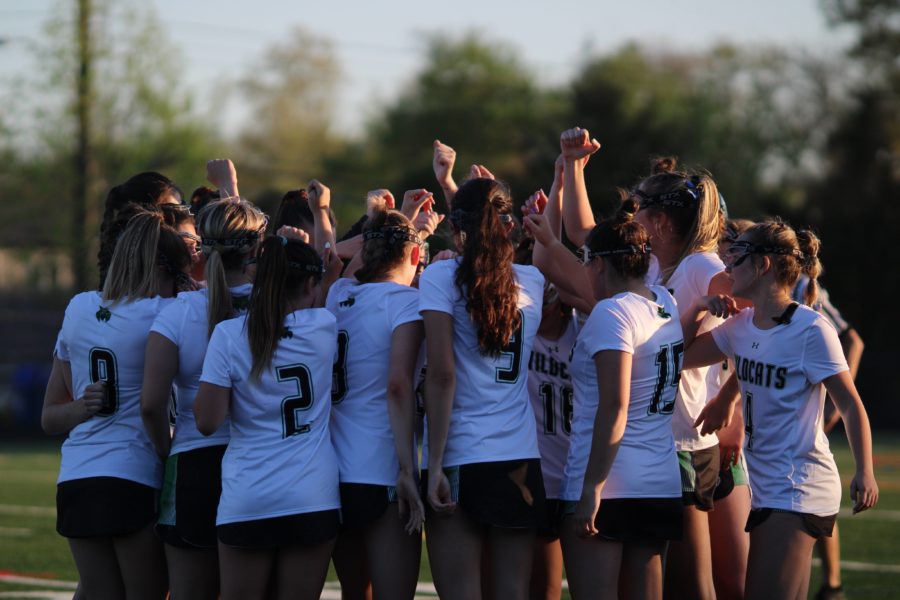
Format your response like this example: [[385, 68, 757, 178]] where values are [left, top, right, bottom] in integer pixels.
[[54, 292, 172, 487], [200, 309, 341, 525], [562, 286, 683, 501], [418, 260, 544, 467], [151, 283, 253, 455], [326, 278, 422, 485], [660, 252, 724, 451], [528, 317, 578, 499], [711, 305, 848, 516]]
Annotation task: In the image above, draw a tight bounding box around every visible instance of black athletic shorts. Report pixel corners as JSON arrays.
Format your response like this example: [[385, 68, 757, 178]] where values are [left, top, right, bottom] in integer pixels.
[[745, 508, 837, 539], [217, 509, 340, 549], [537, 499, 563, 540], [339, 483, 396, 531], [421, 459, 547, 530], [57, 476, 158, 538], [677, 446, 720, 511], [156, 445, 226, 549], [561, 497, 683, 543]]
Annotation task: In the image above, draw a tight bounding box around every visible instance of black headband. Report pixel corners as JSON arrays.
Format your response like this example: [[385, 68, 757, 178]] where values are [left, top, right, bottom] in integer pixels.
[[634, 177, 702, 210], [363, 226, 422, 246], [581, 243, 652, 262]]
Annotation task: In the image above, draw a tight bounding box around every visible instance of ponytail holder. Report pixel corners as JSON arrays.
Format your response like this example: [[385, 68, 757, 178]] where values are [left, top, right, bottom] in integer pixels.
[[278, 235, 288, 246]]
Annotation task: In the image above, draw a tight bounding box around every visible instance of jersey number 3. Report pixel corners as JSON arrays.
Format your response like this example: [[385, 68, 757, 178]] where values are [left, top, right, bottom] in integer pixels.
[[277, 364, 314, 438]]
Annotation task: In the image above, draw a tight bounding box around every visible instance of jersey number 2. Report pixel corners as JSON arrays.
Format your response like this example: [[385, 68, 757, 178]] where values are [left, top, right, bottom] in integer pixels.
[[648, 342, 684, 415], [277, 364, 314, 438]]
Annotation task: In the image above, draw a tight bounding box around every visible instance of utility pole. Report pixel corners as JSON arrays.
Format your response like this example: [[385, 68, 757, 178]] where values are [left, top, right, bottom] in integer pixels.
[[72, 0, 91, 291]]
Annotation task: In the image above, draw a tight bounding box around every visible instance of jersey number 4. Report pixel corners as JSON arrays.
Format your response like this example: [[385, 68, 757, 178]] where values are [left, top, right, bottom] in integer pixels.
[[88, 347, 119, 416], [648, 342, 684, 415], [276, 364, 314, 438]]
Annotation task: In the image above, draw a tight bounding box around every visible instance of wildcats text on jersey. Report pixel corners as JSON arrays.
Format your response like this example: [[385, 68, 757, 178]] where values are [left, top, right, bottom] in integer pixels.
[[733, 353, 786, 389], [528, 350, 570, 380]]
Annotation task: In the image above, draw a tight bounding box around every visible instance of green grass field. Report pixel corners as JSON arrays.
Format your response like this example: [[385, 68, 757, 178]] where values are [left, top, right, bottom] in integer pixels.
[[2, 434, 900, 599]]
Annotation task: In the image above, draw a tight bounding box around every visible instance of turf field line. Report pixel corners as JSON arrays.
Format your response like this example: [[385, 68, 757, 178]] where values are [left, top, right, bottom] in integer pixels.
[[812, 559, 900, 574], [838, 508, 900, 521], [0, 505, 54, 518], [0, 527, 31, 537], [0, 574, 76, 590]]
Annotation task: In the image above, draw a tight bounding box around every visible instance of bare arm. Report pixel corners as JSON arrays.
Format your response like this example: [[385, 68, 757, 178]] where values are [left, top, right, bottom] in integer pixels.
[[523, 213, 596, 307], [307, 179, 336, 256], [824, 371, 878, 513], [572, 350, 631, 537], [141, 332, 178, 458], [41, 358, 104, 435], [194, 382, 231, 437], [422, 310, 457, 514], [560, 128, 601, 246], [386, 321, 426, 534]]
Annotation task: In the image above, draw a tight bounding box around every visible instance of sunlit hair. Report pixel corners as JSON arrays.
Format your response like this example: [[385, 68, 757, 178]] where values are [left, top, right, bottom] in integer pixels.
[[450, 178, 520, 356], [247, 237, 323, 379], [98, 172, 181, 288], [626, 157, 723, 283], [101, 207, 191, 302], [190, 186, 221, 215], [197, 199, 268, 337], [743, 219, 822, 306], [354, 210, 418, 283], [271, 189, 336, 234], [722, 218, 755, 244], [585, 199, 652, 280]]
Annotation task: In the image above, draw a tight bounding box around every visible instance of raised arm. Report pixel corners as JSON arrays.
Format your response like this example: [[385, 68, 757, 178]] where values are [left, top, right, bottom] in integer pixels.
[[560, 127, 601, 246], [307, 179, 336, 256], [523, 212, 596, 312], [432, 140, 458, 210], [206, 159, 240, 199]]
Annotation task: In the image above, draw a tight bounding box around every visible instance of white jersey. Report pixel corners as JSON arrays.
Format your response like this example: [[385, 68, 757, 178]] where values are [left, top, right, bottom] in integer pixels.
[[660, 252, 724, 451], [326, 279, 421, 485], [562, 286, 683, 501], [711, 305, 848, 516], [200, 309, 341, 525], [54, 292, 172, 487], [527, 317, 578, 499], [151, 283, 252, 455], [418, 260, 544, 467]]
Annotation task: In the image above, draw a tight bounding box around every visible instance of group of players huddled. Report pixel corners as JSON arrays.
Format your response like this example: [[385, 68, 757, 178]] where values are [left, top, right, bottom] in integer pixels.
[[41, 128, 878, 600]]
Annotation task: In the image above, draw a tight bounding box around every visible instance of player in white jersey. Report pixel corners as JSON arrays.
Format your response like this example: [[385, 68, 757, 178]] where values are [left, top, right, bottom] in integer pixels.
[[194, 235, 340, 600], [42, 209, 192, 600], [685, 220, 877, 600], [141, 197, 267, 600], [541, 128, 745, 599], [536, 208, 683, 599], [325, 209, 426, 600], [420, 177, 545, 600]]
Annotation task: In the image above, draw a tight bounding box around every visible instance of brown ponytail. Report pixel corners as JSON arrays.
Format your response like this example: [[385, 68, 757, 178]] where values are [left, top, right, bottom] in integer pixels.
[[247, 237, 323, 379], [796, 229, 822, 306], [354, 210, 419, 283], [584, 206, 652, 280], [450, 178, 520, 356], [197, 199, 267, 337]]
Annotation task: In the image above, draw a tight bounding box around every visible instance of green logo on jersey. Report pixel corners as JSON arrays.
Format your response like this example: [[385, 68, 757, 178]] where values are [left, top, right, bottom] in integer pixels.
[[657, 306, 671, 319], [95, 307, 112, 322]]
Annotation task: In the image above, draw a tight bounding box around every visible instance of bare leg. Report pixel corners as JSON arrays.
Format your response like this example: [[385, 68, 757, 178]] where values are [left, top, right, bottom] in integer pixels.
[[333, 529, 373, 600], [709, 486, 750, 600], [365, 505, 422, 600], [425, 510, 484, 600], [112, 523, 167, 600], [621, 541, 666, 600], [529, 536, 563, 600], [488, 526, 535, 600], [275, 538, 336, 600], [664, 506, 715, 600], [164, 543, 219, 600], [218, 543, 275, 600], [68, 537, 126, 600], [745, 512, 816, 600], [816, 522, 842, 589], [559, 515, 622, 600]]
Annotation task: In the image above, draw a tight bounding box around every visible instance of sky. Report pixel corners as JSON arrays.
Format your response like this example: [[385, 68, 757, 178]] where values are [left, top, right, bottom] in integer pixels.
[[0, 0, 856, 135]]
